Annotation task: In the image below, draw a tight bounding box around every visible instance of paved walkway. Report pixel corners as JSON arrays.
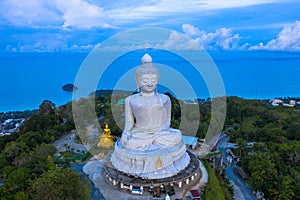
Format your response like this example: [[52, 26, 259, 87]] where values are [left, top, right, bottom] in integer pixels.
[[53, 130, 87, 156], [181, 159, 208, 199], [229, 179, 246, 200], [198, 161, 208, 186]]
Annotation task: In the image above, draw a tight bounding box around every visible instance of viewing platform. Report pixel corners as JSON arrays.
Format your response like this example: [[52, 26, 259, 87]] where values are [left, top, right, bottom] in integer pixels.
[[103, 151, 200, 195]]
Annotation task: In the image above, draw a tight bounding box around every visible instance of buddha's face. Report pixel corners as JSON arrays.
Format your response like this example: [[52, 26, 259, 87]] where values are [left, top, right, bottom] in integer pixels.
[[138, 74, 158, 93]]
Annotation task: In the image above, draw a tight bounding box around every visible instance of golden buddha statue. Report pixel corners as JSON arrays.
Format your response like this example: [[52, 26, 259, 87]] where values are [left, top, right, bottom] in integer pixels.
[[98, 123, 114, 148]]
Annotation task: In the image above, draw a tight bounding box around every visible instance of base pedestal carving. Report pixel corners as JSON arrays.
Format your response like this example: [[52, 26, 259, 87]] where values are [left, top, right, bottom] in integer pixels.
[[111, 140, 190, 179]]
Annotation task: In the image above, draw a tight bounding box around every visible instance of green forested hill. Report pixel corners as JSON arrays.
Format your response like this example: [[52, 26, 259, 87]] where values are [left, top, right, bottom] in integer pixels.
[[224, 97, 300, 200], [0, 100, 90, 200]]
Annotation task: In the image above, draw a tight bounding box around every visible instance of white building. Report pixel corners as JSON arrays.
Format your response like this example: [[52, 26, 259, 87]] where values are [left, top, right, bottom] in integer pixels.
[[4, 119, 13, 125]]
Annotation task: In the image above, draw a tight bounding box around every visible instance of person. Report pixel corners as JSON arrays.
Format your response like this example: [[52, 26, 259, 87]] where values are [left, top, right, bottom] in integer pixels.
[[165, 194, 171, 200], [120, 53, 182, 150]]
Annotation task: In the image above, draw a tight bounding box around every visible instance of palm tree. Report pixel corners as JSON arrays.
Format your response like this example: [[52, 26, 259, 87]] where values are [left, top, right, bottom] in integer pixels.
[[63, 143, 68, 151], [235, 138, 247, 158], [269, 175, 295, 200]]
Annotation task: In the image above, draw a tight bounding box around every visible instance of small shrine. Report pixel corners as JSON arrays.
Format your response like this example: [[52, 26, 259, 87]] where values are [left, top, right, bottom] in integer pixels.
[[98, 123, 114, 148]]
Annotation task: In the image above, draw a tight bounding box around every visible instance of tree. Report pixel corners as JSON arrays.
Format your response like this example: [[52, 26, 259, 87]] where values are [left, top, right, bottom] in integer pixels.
[[39, 100, 56, 115], [2, 165, 15, 179], [2, 141, 29, 163], [4, 168, 32, 194], [9, 143, 56, 177], [0, 133, 19, 152], [0, 153, 9, 171], [24, 155, 49, 177], [248, 152, 278, 195], [165, 92, 181, 120], [63, 143, 68, 151], [29, 168, 91, 200], [287, 122, 300, 140], [12, 152, 30, 168], [14, 191, 28, 200], [32, 143, 56, 158], [17, 132, 43, 150], [279, 141, 300, 166], [235, 138, 247, 158], [269, 175, 295, 200], [19, 114, 57, 134], [56, 102, 75, 129], [260, 124, 287, 143]]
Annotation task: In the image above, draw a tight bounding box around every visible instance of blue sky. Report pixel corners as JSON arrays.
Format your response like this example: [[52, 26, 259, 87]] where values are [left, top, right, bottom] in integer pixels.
[[0, 0, 299, 52]]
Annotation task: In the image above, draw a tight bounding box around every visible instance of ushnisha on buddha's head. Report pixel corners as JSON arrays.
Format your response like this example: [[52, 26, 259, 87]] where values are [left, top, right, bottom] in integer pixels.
[[135, 54, 159, 94]]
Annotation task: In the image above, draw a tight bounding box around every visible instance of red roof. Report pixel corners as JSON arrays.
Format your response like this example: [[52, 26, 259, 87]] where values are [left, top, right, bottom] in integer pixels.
[[190, 189, 201, 197]]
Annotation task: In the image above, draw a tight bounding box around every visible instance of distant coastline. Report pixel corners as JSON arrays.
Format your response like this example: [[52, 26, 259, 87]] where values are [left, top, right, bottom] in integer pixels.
[[1, 51, 300, 112], [1, 90, 300, 114]]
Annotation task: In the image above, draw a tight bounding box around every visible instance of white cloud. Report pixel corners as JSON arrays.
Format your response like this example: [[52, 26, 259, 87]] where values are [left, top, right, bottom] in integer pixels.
[[6, 42, 95, 52], [200, 0, 283, 10], [250, 21, 300, 51], [158, 31, 202, 50], [181, 24, 241, 50], [92, 29, 202, 52], [0, 0, 291, 30], [0, 0, 111, 29], [54, 0, 109, 29], [93, 26, 241, 51], [6, 24, 242, 52], [107, 0, 284, 21], [0, 0, 60, 26]]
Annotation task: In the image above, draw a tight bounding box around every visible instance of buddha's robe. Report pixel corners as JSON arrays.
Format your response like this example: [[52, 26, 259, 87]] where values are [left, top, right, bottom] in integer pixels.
[[121, 93, 182, 150]]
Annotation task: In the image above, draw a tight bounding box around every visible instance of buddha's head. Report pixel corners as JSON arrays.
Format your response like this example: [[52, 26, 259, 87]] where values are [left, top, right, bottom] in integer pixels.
[[135, 54, 159, 94]]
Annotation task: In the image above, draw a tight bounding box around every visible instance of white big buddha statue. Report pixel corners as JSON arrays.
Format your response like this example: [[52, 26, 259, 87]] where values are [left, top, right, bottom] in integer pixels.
[[111, 54, 190, 179]]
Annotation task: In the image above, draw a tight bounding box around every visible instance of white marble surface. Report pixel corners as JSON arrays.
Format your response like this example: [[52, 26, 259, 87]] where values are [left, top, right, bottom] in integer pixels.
[[111, 54, 190, 179], [111, 140, 190, 179]]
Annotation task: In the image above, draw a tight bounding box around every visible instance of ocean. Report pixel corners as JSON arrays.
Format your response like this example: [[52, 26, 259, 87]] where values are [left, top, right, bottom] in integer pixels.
[[0, 50, 300, 112]]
